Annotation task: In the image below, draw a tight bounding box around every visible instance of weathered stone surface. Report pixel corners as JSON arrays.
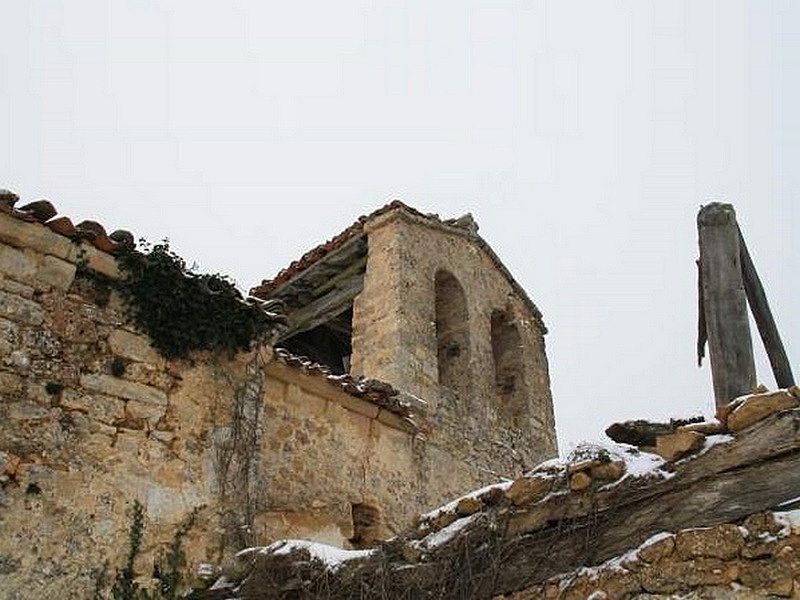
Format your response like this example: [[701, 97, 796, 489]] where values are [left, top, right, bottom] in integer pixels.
[[654, 430, 705, 461], [567, 458, 601, 473], [377, 407, 413, 431], [738, 559, 794, 596], [80, 373, 167, 406], [65, 241, 121, 279], [569, 471, 592, 491], [506, 508, 552, 537], [124, 362, 174, 390], [591, 460, 626, 481], [0, 290, 44, 325], [675, 524, 744, 560], [108, 328, 163, 365], [639, 558, 734, 592], [741, 514, 783, 538], [0, 371, 24, 396], [60, 390, 124, 426], [505, 476, 552, 506], [0, 244, 37, 283], [456, 496, 483, 516], [637, 534, 676, 563], [742, 539, 777, 559], [717, 395, 746, 423], [40, 294, 101, 343], [22, 328, 61, 358], [584, 570, 641, 599], [36, 255, 76, 290], [124, 398, 165, 426], [0, 317, 18, 357], [0, 275, 34, 298], [0, 212, 74, 260], [727, 390, 800, 432], [492, 518, 800, 600], [6, 349, 31, 371], [430, 511, 458, 532]]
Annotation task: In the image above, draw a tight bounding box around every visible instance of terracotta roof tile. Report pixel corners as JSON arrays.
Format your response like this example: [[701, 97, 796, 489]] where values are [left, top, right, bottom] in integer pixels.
[[251, 199, 546, 332], [0, 189, 136, 254], [251, 200, 464, 298], [272, 347, 425, 427]]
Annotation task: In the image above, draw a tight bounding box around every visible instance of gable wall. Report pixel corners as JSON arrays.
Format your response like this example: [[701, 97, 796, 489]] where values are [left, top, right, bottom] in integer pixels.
[[351, 210, 557, 475]]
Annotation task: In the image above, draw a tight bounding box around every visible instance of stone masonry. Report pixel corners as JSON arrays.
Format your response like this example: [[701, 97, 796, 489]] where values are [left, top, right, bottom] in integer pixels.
[[350, 207, 556, 475], [0, 196, 557, 598]]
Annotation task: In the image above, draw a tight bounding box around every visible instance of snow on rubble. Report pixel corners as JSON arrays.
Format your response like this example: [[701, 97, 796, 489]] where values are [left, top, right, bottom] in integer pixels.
[[263, 539, 375, 569]]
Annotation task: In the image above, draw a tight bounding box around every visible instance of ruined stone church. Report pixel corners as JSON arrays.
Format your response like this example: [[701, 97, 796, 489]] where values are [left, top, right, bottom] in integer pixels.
[[0, 193, 556, 597]]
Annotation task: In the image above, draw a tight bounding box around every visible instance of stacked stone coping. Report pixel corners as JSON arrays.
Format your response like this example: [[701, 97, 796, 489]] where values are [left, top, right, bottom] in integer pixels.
[[0, 193, 129, 283], [250, 200, 547, 334], [0, 191, 423, 422], [403, 386, 800, 550], [497, 512, 800, 599]]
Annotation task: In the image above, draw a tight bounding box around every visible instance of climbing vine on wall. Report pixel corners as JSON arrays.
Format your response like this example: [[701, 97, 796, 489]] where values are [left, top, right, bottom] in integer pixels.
[[115, 241, 276, 359]]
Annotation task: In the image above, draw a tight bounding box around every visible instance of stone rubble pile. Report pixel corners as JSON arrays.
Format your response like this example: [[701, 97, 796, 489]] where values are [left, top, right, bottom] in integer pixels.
[[498, 512, 800, 599], [403, 385, 800, 572]]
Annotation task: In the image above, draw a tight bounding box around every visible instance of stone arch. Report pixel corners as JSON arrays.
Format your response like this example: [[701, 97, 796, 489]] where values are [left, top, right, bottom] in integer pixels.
[[491, 308, 528, 424], [434, 270, 471, 397]]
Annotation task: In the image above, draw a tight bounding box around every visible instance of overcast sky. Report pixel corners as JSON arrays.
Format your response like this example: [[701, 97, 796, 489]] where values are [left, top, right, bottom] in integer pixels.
[[3, 1, 798, 455]]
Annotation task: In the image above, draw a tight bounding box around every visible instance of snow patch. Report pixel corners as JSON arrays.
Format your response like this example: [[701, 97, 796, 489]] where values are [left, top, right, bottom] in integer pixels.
[[636, 531, 673, 551], [262, 540, 375, 570], [421, 481, 512, 521], [687, 433, 735, 460], [774, 509, 800, 535], [617, 445, 669, 480], [417, 513, 479, 549]]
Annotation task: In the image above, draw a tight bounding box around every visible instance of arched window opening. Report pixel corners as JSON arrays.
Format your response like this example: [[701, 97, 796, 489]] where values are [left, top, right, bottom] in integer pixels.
[[491, 309, 527, 423], [435, 270, 471, 397]]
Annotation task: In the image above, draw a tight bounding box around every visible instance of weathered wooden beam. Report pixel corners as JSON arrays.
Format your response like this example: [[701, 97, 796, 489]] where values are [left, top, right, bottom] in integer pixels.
[[278, 274, 364, 340], [738, 225, 795, 388], [269, 235, 367, 304], [697, 203, 756, 406], [311, 256, 367, 297]]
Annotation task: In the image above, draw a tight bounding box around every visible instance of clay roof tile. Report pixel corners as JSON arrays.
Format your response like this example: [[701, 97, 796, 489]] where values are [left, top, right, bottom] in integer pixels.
[[0, 190, 136, 255], [272, 347, 423, 423]]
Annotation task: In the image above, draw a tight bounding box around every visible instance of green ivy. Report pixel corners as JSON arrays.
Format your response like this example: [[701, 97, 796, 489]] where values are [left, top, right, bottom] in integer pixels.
[[104, 500, 199, 600], [110, 500, 145, 600], [115, 241, 274, 359]]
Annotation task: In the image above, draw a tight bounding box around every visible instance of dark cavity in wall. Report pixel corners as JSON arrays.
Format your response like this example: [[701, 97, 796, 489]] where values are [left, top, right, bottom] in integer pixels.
[[491, 308, 528, 425], [278, 307, 353, 374], [349, 502, 383, 549], [435, 270, 471, 399]]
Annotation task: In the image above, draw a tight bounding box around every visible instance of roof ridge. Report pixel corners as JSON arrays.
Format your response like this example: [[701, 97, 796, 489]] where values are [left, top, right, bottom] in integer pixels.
[[250, 200, 468, 298]]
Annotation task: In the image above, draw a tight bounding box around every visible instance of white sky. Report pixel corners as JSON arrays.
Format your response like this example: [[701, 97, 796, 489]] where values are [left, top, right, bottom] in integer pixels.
[[2, 1, 798, 455]]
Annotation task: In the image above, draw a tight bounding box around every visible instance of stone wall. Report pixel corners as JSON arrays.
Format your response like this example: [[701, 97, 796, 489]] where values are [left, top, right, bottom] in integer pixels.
[[351, 209, 557, 475], [0, 207, 555, 598], [499, 513, 800, 599]]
